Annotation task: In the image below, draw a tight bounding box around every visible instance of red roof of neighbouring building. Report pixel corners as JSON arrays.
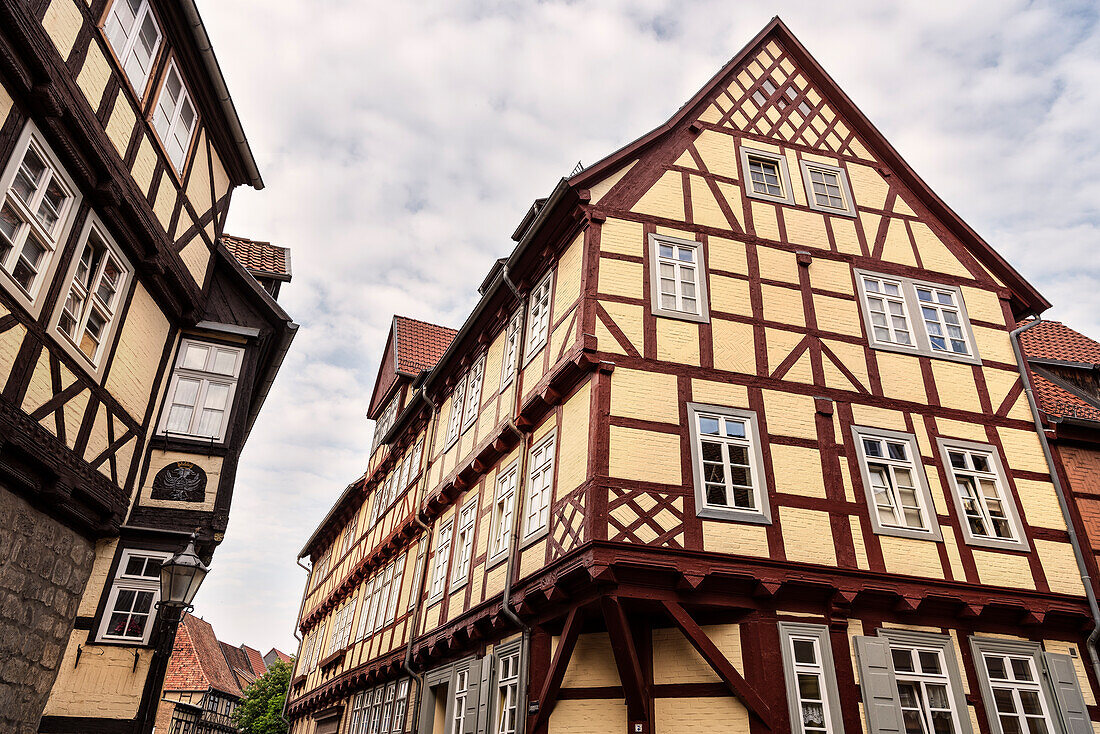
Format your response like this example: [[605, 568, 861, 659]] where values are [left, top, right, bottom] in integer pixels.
[[163, 613, 288, 699], [393, 315, 457, 376], [1019, 321, 1100, 423], [223, 233, 292, 280]]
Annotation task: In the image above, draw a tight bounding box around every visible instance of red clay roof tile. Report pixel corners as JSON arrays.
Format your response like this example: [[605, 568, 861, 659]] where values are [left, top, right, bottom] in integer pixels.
[[1020, 321, 1100, 422], [223, 233, 291, 280], [393, 315, 457, 376]]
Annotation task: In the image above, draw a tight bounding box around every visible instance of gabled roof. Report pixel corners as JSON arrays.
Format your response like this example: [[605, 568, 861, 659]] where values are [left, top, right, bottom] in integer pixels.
[[169, 614, 244, 697], [570, 16, 1048, 316], [394, 316, 457, 376], [222, 234, 292, 281], [1020, 321, 1100, 423]]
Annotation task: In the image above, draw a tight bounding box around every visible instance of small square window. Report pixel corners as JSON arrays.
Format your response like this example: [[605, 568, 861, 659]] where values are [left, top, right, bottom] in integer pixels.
[[648, 234, 709, 323], [852, 425, 941, 541], [687, 403, 770, 524], [799, 160, 856, 217], [738, 146, 795, 206]]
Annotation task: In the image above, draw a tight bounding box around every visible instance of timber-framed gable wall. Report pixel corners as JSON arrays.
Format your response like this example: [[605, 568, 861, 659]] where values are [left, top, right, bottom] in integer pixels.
[[288, 18, 1098, 734]]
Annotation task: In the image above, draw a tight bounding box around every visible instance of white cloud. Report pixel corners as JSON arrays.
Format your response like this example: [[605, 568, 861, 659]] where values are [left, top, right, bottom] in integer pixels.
[[190, 0, 1100, 651]]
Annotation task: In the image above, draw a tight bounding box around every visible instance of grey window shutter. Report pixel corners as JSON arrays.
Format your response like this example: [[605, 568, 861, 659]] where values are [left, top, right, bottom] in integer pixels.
[[854, 636, 905, 734], [1043, 652, 1091, 734], [476, 655, 492, 734], [465, 658, 484, 734]]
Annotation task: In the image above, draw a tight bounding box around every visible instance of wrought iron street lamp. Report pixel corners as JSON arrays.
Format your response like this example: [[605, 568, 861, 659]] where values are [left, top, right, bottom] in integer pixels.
[[158, 532, 209, 611]]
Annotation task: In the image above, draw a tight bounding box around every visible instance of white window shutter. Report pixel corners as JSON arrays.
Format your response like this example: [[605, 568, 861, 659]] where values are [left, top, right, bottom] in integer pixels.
[[854, 636, 905, 734], [1043, 652, 1091, 734]]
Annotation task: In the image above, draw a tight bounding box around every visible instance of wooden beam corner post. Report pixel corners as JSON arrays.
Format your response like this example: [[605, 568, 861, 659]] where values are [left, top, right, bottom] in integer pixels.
[[660, 600, 774, 729], [601, 596, 651, 733]]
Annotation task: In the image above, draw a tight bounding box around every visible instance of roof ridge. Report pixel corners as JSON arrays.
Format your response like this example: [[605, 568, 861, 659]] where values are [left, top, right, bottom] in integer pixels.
[[393, 314, 458, 332]]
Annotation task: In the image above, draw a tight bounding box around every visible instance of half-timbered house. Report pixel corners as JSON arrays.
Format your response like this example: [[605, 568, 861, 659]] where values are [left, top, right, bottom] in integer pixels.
[[286, 18, 1099, 734], [0, 1, 296, 732]]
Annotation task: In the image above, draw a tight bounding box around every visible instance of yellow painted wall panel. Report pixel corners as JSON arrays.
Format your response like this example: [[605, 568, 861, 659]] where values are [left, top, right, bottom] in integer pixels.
[[600, 218, 645, 257], [910, 222, 973, 278], [997, 427, 1049, 474], [930, 360, 982, 414], [608, 426, 681, 485], [1035, 540, 1084, 595], [106, 92, 136, 158], [712, 318, 756, 375], [880, 217, 917, 267], [43, 0, 82, 60], [179, 238, 210, 288], [972, 550, 1034, 589], [44, 630, 151, 718], [557, 383, 591, 498], [0, 82, 12, 129], [702, 521, 769, 558], [1013, 479, 1065, 531], [809, 257, 853, 293], [611, 368, 679, 423], [77, 538, 119, 617], [131, 135, 157, 197], [783, 208, 829, 249], [597, 258, 643, 300], [765, 327, 802, 374], [751, 202, 780, 240], [814, 294, 862, 337], [771, 444, 826, 498], [561, 633, 620, 687], [851, 403, 907, 432], [549, 700, 626, 734], [694, 129, 738, 179], [22, 350, 53, 415], [689, 175, 729, 230], [655, 695, 750, 734], [652, 628, 720, 684], [761, 284, 805, 327], [105, 283, 170, 421], [830, 217, 862, 255], [76, 41, 111, 110], [873, 351, 925, 403], [715, 182, 744, 230], [600, 301, 644, 356], [554, 233, 584, 322], [762, 390, 818, 440], [632, 170, 685, 221], [709, 274, 751, 317], [847, 163, 889, 210], [757, 247, 799, 284], [850, 517, 870, 569], [691, 379, 749, 409], [186, 132, 213, 215], [941, 529, 967, 581], [153, 172, 177, 231], [656, 318, 700, 366], [590, 161, 637, 205], [709, 236, 748, 275], [879, 536, 944, 579], [960, 287, 1006, 325], [780, 507, 836, 566]]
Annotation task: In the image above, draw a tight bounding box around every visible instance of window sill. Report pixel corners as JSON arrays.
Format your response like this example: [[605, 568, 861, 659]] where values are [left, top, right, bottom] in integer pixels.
[[519, 527, 548, 551], [486, 551, 508, 572], [868, 340, 982, 366], [871, 525, 943, 542], [318, 649, 345, 671], [522, 342, 546, 368], [806, 201, 857, 218], [696, 506, 772, 525], [960, 535, 1030, 553], [151, 434, 231, 455], [652, 308, 709, 324]]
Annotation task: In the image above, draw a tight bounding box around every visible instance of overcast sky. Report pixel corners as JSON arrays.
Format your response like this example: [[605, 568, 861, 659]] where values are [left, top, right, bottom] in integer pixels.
[[189, 1, 1100, 653]]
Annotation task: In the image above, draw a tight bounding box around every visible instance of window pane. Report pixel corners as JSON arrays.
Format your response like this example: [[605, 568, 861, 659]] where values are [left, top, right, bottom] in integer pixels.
[[792, 639, 817, 664]]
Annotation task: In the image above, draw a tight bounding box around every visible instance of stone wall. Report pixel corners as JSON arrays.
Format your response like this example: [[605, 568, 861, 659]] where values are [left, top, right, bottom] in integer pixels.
[[0, 487, 94, 734]]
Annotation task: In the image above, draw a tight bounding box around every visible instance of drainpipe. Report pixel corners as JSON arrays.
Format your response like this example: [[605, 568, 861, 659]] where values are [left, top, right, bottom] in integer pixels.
[[1011, 318, 1100, 684], [281, 556, 312, 727], [403, 391, 440, 733]]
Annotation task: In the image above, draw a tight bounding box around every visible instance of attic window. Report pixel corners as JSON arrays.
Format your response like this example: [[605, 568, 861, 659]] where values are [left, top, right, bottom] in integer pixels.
[[739, 147, 795, 206], [749, 158, 783, 197], [799, 160, 855, 217]]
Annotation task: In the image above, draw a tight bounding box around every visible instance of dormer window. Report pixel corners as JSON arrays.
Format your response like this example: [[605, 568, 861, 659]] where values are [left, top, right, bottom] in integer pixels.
[[103, 0, 163, 96], [158, 339, 244, 442], [372, 394, 400, 452], [152, 60, 198, 174]]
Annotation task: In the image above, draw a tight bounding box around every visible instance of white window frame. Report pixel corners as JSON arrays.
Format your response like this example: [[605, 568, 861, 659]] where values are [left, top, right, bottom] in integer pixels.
[[97, 549, 169, 644], [392, 679, 410, 734], [969, 638, 1060, 734], [428, 518, 454, 602], [937, 438, 1029, 551], [687, 403, 771, 524], [157, 338, 245, 442], [151, 59, 198, 175], [523, 432, 556, 540], [855, 269, 980, 364], [356, 576, 377, 641], [309, 621, 326, 671], [451, 499, 478, 588], [372, 394, 400, 453], [799, 159, 856, 217], [0, 122, 82, 316], [499, 310, 522, 392], [489, 460, 519, 566], [102, 0, 163, 96], [739, 145, 795, 205], [523, 271, 553, 363], [445, 379, 466, 448], [452, 668, 470, 734], [370, 563, 391, 633], [49, 213, 132, 377], [460, 355, 486, 432], [778, 623, 843, 734], [880, 630, 969, 734], [349, 691, 370, 734], [852, 425, 942, 541], [384, 552, 406, 626], [493, 643, 524, 734], [648, 234, 709, 323], [327, 600, 356, 655]]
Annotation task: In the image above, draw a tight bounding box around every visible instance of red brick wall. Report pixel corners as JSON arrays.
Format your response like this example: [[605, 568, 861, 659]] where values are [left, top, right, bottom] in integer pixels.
[[1061, 445, 1100, 551]]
